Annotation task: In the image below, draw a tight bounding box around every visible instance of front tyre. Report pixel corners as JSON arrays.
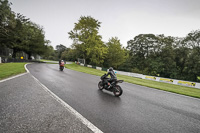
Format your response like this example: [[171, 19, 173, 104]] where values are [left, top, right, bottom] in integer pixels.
[[98, 81, 104, 90], [113, 85, 123, 97]]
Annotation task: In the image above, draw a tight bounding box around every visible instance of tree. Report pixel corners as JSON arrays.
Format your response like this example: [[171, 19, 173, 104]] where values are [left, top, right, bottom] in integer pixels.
[[68, 16, 107, 65], [10, 14, 30, 58], [117, 48, 132, 72], [41, 44, 55, 60], [182, 30, 200, 81], [127, 34, 163, 74], [1, 9, 47, 59], [173, 37, 190, 80], [61, 48, 78, 61], [1, 0, 51, 59], [104, 37, 126, 69], [159, 42, 176, 78], [21, 21, 47, 59], [127, 34, 177, 76], [56, 44, 67, 59], [0, 0, 16, 48]]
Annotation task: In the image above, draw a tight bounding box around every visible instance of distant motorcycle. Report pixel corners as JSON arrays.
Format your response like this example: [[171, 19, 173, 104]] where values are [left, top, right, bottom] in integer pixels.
[[59, 61, 65, 71], [98, 74, 123, 97]]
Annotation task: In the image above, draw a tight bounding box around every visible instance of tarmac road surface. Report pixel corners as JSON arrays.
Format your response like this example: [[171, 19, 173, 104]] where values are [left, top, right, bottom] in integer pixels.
[[27, 63, 200, 133], [1, 63, 200, 133], [0, 64, 97, 133]]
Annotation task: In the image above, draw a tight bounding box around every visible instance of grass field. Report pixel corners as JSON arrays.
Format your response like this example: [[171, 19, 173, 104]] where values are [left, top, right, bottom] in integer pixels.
[[0, 63, 26, 80], [65, 63, 200, 99], [40, 59, 58, 62], [40, 59, 55, 62]]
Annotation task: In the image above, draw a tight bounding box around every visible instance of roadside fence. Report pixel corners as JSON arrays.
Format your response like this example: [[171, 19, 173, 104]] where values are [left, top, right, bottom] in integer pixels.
[[75, 62, 200, 89]]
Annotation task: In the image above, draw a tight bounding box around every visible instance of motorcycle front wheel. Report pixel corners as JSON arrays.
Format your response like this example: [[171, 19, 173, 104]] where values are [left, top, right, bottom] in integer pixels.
[[98, 81, 104, 90], [113, 85, 123, 97]]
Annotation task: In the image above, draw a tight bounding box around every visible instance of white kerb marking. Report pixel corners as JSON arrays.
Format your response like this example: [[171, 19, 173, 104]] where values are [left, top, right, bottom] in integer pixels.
[[26, 64, 103, 133], [0, 63, 30, 83]]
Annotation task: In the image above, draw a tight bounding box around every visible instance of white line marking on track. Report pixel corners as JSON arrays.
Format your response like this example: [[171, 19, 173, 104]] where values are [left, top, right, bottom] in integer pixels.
[[0, 72, 28, 83], [25, 63, 30, 73], [26, 64, 103, 133]]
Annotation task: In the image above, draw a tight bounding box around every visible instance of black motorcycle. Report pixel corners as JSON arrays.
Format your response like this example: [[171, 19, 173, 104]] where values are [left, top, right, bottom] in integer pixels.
[[98, 74, 123, 97]]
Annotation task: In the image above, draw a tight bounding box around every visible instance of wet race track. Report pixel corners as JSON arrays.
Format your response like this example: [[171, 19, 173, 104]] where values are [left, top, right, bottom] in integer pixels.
[[24, 63, 200, 132]]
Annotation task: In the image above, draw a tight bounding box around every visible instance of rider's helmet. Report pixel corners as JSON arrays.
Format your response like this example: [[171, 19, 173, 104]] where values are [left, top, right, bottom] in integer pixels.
[[109, 67, 113, 71]]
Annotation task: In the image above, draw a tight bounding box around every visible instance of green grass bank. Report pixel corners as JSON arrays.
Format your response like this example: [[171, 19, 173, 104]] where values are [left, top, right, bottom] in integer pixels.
[[65, 63, 200, 99], [0, 63, 26, 80]]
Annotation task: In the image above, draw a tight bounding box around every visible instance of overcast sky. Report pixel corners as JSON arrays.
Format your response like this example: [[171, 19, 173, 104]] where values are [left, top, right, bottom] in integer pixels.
[[9, 0, 200, 49]]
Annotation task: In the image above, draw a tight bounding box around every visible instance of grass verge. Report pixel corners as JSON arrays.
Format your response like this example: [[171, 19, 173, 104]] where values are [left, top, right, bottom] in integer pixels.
[[40, 59, 55, 62], [40, 59, 58, 62], [45, 62, 58, 64], [0, 63, 26, 80], [65, 63, 200, 99]]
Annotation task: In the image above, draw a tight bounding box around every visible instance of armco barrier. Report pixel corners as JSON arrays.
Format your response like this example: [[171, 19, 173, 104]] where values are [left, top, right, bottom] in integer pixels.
[[177, 80, 196, 87], [130, 73, 143, 79], [142, 75, 200, 89], [159, 78, 173, 83], [145, 76, 156, 81], [114, 70, 143, 79], [115, 70, 200, 89], [76, 62, 200, 89], [87, 65, 92, 68], [96, 67, 102, 71], [196, 83, 200, 88]]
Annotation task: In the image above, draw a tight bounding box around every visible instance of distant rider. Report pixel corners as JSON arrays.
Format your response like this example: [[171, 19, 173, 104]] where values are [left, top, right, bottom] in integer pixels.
[[105, 67, 117, 89], [59, 60, 64, 66]]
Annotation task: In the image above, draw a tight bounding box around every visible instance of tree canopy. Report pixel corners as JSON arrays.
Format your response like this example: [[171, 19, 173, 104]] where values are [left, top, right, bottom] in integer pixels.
[[126, 31, 200, 82], [66, 15, 200, 82], [0, 0, 49, 59], [104, 37, 126, 69], [1, 1, 199, 82], [68, 16, 107, 66]]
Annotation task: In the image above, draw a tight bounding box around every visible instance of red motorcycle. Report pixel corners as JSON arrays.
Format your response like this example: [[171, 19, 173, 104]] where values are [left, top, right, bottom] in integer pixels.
[[59, 61, 65, 71]]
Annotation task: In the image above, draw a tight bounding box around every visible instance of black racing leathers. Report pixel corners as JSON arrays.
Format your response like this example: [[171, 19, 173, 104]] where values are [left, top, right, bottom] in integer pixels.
[[104, 70, 117, 88], [106, 70, 117, 80]]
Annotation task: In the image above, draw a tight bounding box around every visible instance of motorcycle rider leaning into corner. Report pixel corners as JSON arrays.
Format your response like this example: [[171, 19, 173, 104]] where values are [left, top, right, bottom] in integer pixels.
[[104, 67, 117, 89]]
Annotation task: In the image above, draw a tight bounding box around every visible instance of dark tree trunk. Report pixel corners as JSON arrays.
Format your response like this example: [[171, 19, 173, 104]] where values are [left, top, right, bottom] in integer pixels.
[[28, 53, 32, 60], [12, 48, 17, 59]]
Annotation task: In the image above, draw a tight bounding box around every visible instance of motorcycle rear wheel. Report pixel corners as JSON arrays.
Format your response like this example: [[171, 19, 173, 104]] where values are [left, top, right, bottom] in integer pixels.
[[113, 85, 123, 97], [98, 81, 104, 90], [60, 66, 64, 71]]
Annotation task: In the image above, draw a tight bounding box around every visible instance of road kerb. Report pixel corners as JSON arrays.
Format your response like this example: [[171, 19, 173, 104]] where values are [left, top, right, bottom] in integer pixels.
[[25, 63, 103, 133]]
